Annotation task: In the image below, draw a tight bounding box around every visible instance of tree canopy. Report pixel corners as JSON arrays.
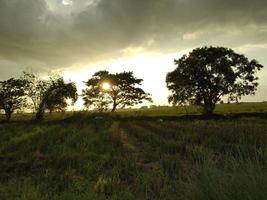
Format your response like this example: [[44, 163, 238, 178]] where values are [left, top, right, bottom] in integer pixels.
[[35, 76, 77, 120], [166, 46, 263, 115], [23, 71, 50, 112], [0, 78, 28, 121], [82, 71, 152, 112], [23, 73, 78, 121]]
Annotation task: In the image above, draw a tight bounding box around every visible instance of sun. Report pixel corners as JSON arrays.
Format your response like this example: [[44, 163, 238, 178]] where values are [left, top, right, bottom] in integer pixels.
[[61, 0, 73, 6], [102, 82, 111, 90]]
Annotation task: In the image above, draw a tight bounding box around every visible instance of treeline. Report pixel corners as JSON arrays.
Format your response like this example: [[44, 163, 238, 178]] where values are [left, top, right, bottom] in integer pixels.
[[0, 71, 152, 121], [0, 73, 78, 121], [0, 46, 264, 121]]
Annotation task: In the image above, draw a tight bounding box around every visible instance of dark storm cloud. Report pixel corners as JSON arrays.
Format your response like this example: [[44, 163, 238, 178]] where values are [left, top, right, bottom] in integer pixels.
[[73, 0, 267, 51], [0, 0, 267, 77]]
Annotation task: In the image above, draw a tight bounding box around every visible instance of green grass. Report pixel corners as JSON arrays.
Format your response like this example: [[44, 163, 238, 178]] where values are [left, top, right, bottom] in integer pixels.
[[116, 102, 267, 117], [0, 103, 267, 199], [1, 102, 267, 122]]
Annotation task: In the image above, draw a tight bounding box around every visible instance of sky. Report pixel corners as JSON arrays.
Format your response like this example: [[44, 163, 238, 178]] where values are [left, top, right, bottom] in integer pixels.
[[0, 0, 267, 109]]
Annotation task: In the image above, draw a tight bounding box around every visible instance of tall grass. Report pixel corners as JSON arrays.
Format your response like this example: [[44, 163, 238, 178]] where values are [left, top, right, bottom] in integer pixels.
[[0, 113, 266, 199]]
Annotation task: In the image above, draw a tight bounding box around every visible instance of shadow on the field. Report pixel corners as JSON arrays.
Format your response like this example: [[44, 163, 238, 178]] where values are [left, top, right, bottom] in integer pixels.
[[229, 112, 267, 119], [116, 112, 267, 121], [62, 111, 267, 122], [1, 111, 267, 124]]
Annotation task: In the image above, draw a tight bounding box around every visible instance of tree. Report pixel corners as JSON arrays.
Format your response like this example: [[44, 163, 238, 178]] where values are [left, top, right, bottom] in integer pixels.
[[82, 71, 152, 112], [166, 46, 263, 116], [82, 71, 111, 112], [22, 71, 49, 112], [35, 76, 78, 121], [0, 78, 28, 121]]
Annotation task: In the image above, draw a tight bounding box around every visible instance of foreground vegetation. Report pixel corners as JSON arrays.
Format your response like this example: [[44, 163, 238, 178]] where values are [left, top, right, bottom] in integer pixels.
[[0, 103, 267, 199]]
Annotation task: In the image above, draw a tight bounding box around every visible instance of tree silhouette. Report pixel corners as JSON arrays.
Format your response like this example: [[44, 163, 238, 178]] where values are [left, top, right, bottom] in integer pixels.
[[0, 78, 28, 121], [82, 71, 152, 112], [166, 46, 263, 116], [82, 71, 111, 112], [23, 71, 49, 112], [35, 76, 77, 121]]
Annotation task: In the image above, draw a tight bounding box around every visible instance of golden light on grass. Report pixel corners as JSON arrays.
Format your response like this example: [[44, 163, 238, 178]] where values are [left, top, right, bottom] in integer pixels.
[[102, 82, 111, 90]]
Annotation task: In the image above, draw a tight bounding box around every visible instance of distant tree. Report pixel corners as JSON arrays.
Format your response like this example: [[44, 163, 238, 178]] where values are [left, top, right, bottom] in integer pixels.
[[82, 71, 152, 112], [0, 78, 28, 121], [140, 106, 148, 109], [35, 76, 78, 121], [166, 46, 263, 116], [150, 105, 157, 109]]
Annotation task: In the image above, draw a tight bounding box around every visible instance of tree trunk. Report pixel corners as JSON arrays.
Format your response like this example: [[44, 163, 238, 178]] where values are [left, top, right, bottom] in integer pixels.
[[111, 102, 117, 112], [203, 103, 215, 116], [35, 100, 46, 121], [184, 105, 189, 115], [5, 110, 12, 122]]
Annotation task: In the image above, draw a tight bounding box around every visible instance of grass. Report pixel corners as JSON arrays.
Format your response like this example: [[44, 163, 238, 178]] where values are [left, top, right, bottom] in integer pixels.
[[116, 102, 267, 117], [0, 102, 267, 199], [1, 102, 267, 122]]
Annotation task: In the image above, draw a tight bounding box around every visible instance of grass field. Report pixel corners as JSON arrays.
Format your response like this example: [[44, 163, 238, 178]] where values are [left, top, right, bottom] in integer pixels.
[[1, 102, 267, 122], [117, 102, 267, 116], [0, 103, 267, 199]]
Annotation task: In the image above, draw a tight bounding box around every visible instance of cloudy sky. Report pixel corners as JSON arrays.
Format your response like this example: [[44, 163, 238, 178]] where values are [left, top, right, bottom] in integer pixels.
[[0, 0, 267, 109]]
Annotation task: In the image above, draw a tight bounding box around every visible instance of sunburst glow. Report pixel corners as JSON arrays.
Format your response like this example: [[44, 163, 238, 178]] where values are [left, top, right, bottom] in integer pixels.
[[61, 0, 73, 6], [102, 82, 111, 90]]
